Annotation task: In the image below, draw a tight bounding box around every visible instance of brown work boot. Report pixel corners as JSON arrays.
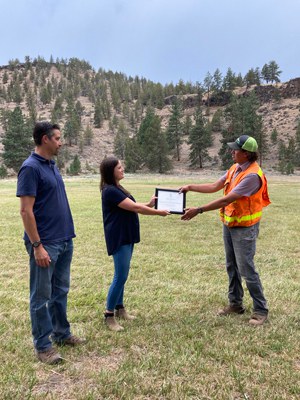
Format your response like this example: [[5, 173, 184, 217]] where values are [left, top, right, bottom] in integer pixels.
[[105, 315, 124, 332], [218, 304, 245, 316], [115, 308, 136, 320], [57, 335, 86, 346], [35, 347, 62, 364], [249, 313, 268, 326]]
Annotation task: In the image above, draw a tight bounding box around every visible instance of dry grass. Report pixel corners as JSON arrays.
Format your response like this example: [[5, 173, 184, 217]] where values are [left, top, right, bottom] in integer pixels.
[[0, 174, 299, 399]]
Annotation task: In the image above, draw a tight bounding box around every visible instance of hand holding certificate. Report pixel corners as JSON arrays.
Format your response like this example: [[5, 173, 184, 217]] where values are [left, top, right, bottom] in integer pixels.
[[154, 188, 186, 214]]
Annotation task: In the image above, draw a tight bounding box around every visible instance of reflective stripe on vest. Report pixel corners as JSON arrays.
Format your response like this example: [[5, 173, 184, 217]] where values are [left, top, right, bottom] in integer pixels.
[[220, 210, 262, 224]]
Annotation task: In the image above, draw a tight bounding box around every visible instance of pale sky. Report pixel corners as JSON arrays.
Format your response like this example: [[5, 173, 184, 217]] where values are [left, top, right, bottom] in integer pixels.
[[0, 0, 299, 84]]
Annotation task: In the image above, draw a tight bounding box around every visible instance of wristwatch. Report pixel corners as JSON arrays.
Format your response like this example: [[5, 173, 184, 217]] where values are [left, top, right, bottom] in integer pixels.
[[32, 241, 42, 248], [197, 207, 204, 214]]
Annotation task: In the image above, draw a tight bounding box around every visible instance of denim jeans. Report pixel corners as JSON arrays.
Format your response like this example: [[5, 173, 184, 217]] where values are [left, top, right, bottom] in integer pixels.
[[106, 244, 134, 311], [26, 239, 73, 351], [223, 223, 268, 315]]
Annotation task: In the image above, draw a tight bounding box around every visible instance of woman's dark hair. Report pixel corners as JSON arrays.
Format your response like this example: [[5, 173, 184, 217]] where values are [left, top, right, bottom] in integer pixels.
[[99, 156, 131, 195], [100, 156, 119, 190], [33, 121, 60, 145]]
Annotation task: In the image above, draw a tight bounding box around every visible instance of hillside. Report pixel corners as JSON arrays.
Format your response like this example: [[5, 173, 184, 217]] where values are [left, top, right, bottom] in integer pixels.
[[0, 59, 299, 175]]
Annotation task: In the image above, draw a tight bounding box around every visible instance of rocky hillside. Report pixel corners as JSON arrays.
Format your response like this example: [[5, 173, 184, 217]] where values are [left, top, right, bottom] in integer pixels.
[[0, 60, 299, 174]]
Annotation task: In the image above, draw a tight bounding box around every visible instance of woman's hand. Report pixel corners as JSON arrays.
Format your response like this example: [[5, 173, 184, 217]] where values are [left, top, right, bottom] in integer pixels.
[[159, 210, 171, 216], [147, 195, 157, 208]]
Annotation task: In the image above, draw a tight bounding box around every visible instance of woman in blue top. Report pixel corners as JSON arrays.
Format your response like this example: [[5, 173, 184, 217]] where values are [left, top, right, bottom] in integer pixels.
[[100, 156, 170, 331]]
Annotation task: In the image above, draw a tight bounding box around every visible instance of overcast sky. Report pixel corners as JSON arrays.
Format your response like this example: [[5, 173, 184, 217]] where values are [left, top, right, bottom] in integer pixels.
[[0, 0, 299, 84]]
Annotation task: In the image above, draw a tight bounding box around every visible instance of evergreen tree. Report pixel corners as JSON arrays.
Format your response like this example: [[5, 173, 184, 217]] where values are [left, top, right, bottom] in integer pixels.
[[223, 68, 236, 91], [244, 68, 261, 87], [83, 124, 94, 146], [203, 72, 213, 108], [166, 99, 183, 160], [270, 128, 278, 144], [294, 120, 300, 167], [183, 115, 192, 136], [262, 61, 281, 84], [124, 137, 143, 172], [212, 69, 223, 92], [26, 89, 37, 124], [137, 109, 171, 172], [51, 96, 65, 122], [3, 70, 9, 84], [64, 98, 81, 145], [0, 164, 8, 178], [219, 93, 266, 168], [114, 120, 129, 159], [94, 98, 103, 128], [211, 109, 223, 132], [2, 107, 33, 172], [278, 138, 296, 174], [188, 106, 212, 168], [68, 154, 81, 175]]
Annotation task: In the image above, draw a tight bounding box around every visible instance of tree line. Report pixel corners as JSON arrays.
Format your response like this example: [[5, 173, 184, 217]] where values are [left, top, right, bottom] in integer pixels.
[[0, 56, 299, 177]]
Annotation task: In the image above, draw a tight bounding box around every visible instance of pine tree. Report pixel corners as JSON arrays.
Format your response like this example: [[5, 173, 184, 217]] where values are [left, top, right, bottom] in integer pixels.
[[137, 108, 171, 172], [68, 154, 81, 175], [188, 106, 212, 168], [219, 93, 266, 168], [124, 137, 143, 172], [294, 120, 300, 167], [262, 61, 281, 84], [223, 68, 236, 91], [166, 99, 183, 161], [83, 124, 94, 146], [2, 107, 33, 172], [183, 115, 192, 136], [114, 120, 129, 159], [212, 69, 223, 92], [203, 72, 213, 108], [244, 68, 261, 87], [94, 98, 103, 128]]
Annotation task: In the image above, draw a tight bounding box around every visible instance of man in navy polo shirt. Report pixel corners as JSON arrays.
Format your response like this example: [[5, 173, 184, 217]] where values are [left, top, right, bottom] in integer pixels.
[[17, 121, 84, 364]]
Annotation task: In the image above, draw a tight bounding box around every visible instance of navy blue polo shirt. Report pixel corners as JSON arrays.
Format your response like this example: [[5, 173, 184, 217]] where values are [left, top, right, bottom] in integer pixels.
[[17, 152, 75, 244], [102, 185, 140, 256]]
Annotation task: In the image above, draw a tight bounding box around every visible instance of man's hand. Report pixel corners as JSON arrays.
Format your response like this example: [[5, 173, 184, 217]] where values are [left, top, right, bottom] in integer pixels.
[[181, 207, 199, 221], [34, 245, 51, 267], [179, 185, 190, 193]]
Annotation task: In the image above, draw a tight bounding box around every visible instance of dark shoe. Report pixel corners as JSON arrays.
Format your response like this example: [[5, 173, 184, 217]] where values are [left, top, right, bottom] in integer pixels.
[[105, 315, 124, 332], [115, 308, 136, 321], [57, 335, 86, 346], [218, 304, 245, 316], [35, 347, 62, 364], [249, 313, 268, 326]]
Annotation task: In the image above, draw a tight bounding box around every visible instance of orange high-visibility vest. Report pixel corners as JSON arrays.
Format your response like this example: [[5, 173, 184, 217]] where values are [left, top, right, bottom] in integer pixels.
[[220, 162, 271, 227]]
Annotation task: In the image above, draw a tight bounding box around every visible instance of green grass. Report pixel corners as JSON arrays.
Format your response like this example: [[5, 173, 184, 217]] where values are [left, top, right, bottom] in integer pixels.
[[0, 174, 299, 399]]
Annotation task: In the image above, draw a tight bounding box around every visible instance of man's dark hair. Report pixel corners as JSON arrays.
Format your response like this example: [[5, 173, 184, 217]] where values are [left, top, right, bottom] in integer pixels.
[[33, 121, 60, 145], [245, 151, 259, 162]]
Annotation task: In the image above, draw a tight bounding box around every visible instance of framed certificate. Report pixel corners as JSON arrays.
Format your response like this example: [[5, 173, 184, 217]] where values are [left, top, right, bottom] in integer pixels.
[[155, 188, 186, 214]]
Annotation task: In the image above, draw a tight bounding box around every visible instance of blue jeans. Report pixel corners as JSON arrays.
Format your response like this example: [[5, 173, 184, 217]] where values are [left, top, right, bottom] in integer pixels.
[[26, 239, 73, 351], [223, 223, 268, 315], [106, 244, 134, 311]]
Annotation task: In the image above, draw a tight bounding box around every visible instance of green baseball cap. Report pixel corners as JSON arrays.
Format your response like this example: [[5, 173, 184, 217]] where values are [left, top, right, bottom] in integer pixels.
[[227, 135, 258, 152]]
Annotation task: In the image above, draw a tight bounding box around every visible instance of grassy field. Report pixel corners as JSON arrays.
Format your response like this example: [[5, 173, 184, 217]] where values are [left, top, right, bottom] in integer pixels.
[[0, 173, 299, 399]]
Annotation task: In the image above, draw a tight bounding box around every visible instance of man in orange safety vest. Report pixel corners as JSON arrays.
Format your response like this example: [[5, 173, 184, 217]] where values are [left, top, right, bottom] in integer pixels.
[[180, 135, 270, 326]]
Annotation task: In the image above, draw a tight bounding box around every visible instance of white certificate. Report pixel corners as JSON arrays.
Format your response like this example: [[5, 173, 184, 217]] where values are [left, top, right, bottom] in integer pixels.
[[155, 188, 186, 214]]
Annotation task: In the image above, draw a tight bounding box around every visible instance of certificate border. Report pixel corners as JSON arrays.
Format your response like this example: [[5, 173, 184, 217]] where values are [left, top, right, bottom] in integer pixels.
[[154, 188, 186, 214]]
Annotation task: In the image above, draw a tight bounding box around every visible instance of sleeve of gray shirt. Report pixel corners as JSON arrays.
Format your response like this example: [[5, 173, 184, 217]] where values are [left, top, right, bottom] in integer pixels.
[[232, 173, 262, 197]]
